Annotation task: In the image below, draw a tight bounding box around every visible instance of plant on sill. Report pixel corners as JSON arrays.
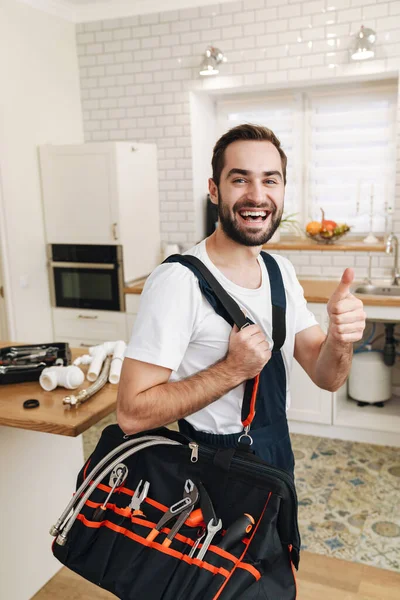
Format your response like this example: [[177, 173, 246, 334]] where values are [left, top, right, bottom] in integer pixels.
[[268, 212, 303, 244], [279, 212, 303, 237]]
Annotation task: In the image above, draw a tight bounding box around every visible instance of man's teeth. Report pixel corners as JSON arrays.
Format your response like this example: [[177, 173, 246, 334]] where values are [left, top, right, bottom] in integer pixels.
[[240, 211, 267, 217]]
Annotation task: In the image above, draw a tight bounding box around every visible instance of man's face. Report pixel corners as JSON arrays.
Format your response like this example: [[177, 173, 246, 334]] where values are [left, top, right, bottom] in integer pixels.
[[209, 140, 285, 246]]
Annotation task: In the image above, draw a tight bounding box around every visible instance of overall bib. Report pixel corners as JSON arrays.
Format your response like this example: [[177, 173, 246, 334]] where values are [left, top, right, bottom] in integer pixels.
[[166, 252, 295, 476]]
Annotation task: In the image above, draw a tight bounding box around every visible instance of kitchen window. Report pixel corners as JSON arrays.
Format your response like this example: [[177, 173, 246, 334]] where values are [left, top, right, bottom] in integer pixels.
[[216, 80, 398, 234]]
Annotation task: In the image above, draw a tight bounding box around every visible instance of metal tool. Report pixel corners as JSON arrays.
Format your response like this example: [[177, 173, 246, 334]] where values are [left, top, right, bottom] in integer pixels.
[[196, 517, 223, 561], [92, 463, 128, 521], [146, 479, 199, 546], [188, 530, 206, 558], [0, 362, 46, 374], [218, 514, 255, 552], [129, 480, 150, 516]]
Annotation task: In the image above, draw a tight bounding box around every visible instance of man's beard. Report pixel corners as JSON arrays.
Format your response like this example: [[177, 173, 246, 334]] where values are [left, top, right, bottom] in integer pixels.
[[217, 192, 283, 247]]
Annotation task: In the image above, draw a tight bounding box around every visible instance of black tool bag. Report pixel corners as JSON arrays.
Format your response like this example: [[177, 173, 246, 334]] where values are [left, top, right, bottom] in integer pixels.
[[51, 257, 300, 600]]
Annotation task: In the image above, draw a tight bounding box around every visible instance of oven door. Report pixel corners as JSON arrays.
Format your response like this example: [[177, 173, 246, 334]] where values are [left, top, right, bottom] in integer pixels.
[[50, 262, 123, 311]]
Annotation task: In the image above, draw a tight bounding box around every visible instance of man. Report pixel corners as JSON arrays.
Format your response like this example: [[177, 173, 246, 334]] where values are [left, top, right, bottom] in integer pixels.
[[117, 124, 366, 474]]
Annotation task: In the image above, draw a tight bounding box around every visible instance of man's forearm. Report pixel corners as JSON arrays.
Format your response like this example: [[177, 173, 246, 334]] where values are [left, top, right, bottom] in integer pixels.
[[118, 358, 243, 435], [314, 333, 353, 392]]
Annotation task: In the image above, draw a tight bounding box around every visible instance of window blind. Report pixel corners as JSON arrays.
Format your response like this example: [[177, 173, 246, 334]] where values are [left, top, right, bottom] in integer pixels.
[[216, 82, 397, 234], [306, 86, 397, 233], [216, 95, 301, 218]]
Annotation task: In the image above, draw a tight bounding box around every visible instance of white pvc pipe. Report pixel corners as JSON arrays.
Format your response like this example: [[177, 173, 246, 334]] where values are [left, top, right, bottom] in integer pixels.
[[39, 366, 84, 391], [109, 341, 126, 384], [86, 346, 107, 382]]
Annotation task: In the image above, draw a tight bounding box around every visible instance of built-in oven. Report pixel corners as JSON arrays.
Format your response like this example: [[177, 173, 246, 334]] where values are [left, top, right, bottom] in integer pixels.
[[48, 244, 125, 312]]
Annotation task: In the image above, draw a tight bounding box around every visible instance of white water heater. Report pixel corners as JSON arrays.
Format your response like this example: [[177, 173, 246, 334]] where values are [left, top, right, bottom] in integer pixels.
[[348, 352, 392, 405]]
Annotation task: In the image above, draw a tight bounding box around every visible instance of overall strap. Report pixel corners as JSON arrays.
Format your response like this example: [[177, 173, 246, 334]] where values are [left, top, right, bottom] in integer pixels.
[[260, 252, 286, 352]]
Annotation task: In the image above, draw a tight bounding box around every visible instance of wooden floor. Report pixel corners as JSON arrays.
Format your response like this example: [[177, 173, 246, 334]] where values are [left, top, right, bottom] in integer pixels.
[[33, 551, 400, 599]]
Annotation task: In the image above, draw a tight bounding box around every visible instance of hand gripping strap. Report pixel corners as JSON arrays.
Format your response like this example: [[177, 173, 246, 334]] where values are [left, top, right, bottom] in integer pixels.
[[164, 254, 258, 430]]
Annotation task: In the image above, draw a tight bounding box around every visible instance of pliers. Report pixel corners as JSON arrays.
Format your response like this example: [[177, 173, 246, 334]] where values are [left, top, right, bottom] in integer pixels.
[[129, 480, 150, 517], [146, 479, 199, 547]]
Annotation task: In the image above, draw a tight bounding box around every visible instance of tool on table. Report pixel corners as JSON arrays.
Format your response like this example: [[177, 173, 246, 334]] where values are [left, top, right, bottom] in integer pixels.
[[128, 480, 150, 517], [146, 479, 199, 546], [1, 346, 59, 365], [217, 514, 255, 552], [0, 362, 46, 374], [92, 463, 128, 521]]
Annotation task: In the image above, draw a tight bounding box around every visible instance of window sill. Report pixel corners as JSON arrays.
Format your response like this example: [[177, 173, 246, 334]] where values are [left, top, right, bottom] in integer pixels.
[[263, 237, 385, 252]]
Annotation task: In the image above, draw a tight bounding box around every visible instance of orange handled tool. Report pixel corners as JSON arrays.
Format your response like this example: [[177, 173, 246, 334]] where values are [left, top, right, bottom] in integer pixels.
[[218, 514, 255, 552], [146, 479, 199, 546]]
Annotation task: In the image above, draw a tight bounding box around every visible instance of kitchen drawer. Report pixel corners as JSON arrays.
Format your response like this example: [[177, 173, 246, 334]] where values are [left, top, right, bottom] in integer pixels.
[[125, 294, 141, 314], [54, 337, 106, 350], [53, 308, 128, 342]]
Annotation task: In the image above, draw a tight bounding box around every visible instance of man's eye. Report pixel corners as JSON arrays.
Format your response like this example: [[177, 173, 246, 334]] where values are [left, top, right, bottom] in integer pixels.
[[233, 178, 246, 184], [265, 179, 277, 185]]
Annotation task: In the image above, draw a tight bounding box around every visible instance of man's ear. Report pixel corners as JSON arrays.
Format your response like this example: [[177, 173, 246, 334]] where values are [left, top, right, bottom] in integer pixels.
[[208, 178, 218, 205]]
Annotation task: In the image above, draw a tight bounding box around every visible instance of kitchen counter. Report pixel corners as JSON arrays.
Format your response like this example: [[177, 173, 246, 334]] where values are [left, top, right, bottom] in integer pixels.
[[125, 277, 400, 307], [0, 343, 117, 600], [0, 345, 116, 436]]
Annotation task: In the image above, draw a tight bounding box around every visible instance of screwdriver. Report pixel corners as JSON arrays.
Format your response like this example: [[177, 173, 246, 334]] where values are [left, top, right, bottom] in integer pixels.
[[218, 514, 255, 552]]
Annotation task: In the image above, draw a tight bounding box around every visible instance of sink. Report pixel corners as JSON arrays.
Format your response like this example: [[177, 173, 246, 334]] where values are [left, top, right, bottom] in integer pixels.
[[353, 284, 400, 296]]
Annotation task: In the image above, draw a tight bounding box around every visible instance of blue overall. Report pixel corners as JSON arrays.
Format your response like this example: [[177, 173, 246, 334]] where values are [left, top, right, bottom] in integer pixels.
[[171, 252, 295, 476]]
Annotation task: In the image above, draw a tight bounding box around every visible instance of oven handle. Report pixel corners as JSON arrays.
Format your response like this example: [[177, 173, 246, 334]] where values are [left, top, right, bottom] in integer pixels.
[[50, 261, 116, 270]]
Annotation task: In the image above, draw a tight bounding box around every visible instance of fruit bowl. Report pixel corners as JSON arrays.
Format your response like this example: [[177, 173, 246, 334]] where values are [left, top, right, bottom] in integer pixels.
[[306, 229, 350, 244], [305, 209, 350, 244]]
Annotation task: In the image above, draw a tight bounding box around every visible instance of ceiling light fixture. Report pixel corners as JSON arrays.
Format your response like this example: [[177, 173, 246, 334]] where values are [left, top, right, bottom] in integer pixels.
[[199, 46, 226, 76], [351, 25, 377, 61]]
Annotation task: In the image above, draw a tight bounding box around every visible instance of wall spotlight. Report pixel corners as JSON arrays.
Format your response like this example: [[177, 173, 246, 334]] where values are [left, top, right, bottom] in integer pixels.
[[199, 46, 226, 76], [351, 25, 377, 61]]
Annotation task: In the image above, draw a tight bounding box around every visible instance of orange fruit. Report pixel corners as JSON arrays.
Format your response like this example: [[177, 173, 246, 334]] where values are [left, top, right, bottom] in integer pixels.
[[306, 221, 322, 235]]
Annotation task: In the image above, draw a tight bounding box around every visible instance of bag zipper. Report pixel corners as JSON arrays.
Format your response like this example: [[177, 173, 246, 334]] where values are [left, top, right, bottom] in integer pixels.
[[188, 442, 300, 554]]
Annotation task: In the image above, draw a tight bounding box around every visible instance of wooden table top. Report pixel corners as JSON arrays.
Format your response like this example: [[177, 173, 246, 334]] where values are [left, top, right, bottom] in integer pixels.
[[0, 345, 117, 437], [125, 277, 400, 307]]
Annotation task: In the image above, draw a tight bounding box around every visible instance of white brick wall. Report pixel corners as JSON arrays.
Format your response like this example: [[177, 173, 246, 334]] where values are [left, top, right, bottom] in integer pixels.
[[76, 0, 400, 278]]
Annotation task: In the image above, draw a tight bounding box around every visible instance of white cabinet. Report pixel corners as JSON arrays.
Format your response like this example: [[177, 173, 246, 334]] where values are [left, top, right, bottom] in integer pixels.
[[52, 307, 128, 346], [287, 302, 332, 425], [39, 142, 161, 283]]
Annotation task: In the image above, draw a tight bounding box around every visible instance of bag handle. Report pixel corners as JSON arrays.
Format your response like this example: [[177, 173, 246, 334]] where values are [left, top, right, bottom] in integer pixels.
[[165, 254, 259, 436]]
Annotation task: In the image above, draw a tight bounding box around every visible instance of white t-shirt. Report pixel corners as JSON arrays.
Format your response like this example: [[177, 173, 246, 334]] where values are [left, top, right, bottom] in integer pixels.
[[125, 239, 318, 434]]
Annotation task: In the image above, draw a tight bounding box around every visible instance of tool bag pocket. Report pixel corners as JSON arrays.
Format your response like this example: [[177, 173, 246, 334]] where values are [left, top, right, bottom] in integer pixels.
[[52, 425, 299, 600]]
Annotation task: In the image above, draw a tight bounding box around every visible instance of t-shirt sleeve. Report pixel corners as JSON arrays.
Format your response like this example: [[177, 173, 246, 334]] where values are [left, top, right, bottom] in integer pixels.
[[125, 263, 200, 371]]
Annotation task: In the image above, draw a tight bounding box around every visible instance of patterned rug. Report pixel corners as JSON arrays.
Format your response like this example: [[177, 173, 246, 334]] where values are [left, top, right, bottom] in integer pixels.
[[83, 415, 400, 573], [292, 433, 400, 573]]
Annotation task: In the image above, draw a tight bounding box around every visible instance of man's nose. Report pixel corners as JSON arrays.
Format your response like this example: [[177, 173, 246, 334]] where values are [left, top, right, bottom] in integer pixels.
[[246, 180, 264, 202]]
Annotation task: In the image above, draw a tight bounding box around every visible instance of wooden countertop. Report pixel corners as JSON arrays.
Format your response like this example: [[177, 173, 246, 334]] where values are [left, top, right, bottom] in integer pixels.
[[264, 238, 386, 252], [125, 277, 400, 307], [0, 345, 116, 437]]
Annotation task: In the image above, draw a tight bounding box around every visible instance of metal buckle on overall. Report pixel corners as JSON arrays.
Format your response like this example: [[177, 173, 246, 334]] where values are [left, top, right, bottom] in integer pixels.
[[238, 425, 253, 446]]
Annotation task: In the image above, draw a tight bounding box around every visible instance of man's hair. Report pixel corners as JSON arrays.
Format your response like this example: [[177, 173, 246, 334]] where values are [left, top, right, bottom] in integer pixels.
[[211, 123, 287, 187]]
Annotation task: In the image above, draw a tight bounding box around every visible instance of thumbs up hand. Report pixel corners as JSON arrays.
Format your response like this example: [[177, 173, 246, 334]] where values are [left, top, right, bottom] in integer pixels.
[[327, 268, 366, 344]]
